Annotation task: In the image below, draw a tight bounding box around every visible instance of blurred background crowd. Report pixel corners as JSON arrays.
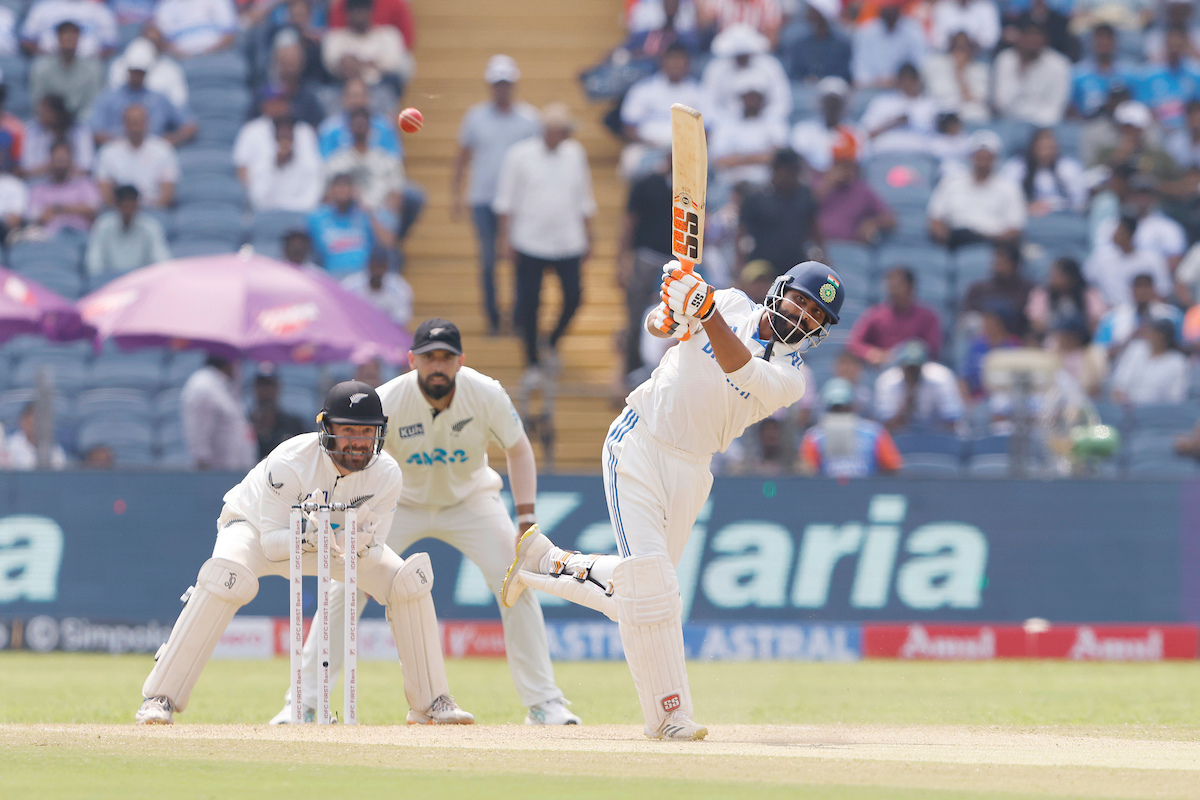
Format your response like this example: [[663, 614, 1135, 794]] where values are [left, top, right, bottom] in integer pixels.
[[1, 0, 1200, 480]]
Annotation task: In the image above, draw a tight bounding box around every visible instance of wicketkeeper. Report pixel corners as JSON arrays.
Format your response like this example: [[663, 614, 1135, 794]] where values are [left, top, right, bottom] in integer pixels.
[[136, 380, 473, 725], [503, 261, 845, 740]]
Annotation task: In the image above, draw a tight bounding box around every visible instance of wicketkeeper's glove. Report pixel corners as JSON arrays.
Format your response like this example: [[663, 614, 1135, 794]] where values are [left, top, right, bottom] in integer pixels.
[[661, 261, 715, 322]]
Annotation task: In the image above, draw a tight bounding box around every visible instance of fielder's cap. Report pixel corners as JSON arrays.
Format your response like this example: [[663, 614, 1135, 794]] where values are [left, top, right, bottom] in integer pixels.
[[806, 0, 840, 22], [895, 339, 929, 367], [485, 54, 521, 84], [125, 38, 156, 71], [968, 130, 1002, 155], [1114, 100, 1153, 129], [817, 76, 850, 98], [712, 23, 770, 57], [411, 318, 463, 356], [821, 377, 855, 408]]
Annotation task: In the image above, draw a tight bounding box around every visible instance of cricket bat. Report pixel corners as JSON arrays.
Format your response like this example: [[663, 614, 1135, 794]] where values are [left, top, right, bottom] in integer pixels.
[[670, 103, 706, 274]]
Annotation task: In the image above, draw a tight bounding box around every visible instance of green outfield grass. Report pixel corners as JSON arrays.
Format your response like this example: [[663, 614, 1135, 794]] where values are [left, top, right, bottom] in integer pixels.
[[2, 653, 1200, 727], [2, 654, 1199, 799]]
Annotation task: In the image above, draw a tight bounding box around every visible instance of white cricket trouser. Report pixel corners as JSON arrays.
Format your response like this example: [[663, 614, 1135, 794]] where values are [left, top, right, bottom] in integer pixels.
[[603, 407, 714, 563], [293, 490, 562, 709]]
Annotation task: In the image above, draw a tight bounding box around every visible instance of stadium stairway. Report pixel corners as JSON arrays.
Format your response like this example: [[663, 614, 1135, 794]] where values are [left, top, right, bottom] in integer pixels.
[[404, 0, 627, 472]]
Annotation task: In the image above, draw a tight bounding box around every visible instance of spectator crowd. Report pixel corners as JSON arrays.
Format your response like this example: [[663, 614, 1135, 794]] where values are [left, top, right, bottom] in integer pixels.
[[597, 0, 1200, 477]]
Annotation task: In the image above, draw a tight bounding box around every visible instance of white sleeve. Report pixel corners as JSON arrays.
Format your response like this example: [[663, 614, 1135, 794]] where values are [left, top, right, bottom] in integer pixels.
[[724, 355, 807, 411], [620, 82, 649, 126], [1168, 357, 1189, 403], [504, 433, 537, 508], [488, 384, 525, 449], [255, 460, 307, 560]]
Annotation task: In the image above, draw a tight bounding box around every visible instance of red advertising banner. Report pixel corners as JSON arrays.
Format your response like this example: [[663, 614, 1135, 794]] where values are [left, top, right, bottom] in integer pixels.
[[441, 621, 507, 658], [864, 624, 1200, 660]]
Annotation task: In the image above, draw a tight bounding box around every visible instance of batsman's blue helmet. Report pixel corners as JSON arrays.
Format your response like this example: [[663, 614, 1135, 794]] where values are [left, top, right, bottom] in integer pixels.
[[771, 261, 844, 324], [764, 261, 844, 351]]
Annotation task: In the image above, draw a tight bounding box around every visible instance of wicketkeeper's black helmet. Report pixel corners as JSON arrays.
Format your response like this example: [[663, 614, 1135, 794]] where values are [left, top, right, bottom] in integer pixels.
[[317, 380, 388, 456]]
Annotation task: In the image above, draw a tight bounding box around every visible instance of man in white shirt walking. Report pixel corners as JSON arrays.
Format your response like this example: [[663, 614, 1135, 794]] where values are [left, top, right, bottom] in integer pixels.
[[270, 320, 580, 726], [503, 261, 846, 740], [494, 103, 596, 373], [137, 381, 474, 725]]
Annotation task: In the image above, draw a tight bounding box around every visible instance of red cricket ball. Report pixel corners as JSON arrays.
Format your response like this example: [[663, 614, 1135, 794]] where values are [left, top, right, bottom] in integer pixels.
[[398, 107, 423, 134]]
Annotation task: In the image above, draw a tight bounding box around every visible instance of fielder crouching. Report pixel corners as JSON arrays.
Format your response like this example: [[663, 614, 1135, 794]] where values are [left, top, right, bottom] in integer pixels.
[[136, 380, 473, 726]]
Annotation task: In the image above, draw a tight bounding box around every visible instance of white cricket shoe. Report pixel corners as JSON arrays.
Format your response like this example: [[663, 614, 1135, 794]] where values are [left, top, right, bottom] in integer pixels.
[[501, 524, 556, 607], [268, 701, 316, 724], [525, 698, 581, 725], [135, 696, 175, 725], [646, 711, 707, 741], [406, 694, 475, 725]]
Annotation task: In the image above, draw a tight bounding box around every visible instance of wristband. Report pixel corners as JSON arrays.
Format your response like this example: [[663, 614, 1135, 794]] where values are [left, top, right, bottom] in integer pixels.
[[517, 514, 537, 524]]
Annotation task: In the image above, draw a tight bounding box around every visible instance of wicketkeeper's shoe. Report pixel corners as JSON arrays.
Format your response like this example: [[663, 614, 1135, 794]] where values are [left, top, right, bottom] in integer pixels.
[[525, 697, 581, 725], [135, 696, 175, 725], [406, 694, 475, 725], [268, 701, 316, 724], [646, 711, 708, 741], [501, 524, 556, 607]]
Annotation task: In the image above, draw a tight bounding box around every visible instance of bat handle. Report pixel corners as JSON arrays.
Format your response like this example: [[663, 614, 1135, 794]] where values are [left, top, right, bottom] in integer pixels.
[[679, 258, 695, 274]]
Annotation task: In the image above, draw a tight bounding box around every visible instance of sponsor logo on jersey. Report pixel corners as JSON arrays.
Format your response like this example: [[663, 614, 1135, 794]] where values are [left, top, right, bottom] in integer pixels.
[[661, 693, 681, 713], [406, 449, 469, 465], [347, 494, 374, 508], [398, 423, 425, 439], [451, 417, 473, 433], [267, 471, 283, 492]]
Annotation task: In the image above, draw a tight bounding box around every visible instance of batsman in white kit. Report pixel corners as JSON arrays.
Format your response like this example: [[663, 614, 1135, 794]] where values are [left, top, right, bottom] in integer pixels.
[[503, 260, 846, 740], [270, 318, 579, 726], [136, 380, 474, 725]]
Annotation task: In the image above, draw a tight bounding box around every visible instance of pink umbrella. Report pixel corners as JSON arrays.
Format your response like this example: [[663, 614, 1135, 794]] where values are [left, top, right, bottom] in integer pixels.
[[77, 252, 411, 363], [0, 266, 95, 343]]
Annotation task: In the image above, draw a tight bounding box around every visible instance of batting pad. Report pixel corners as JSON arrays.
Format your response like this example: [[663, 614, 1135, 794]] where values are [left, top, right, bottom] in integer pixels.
[[142, 558, 258, 711], [612, 554, 692, 730], [518, 568, 619, 622], [386, 552, 450, 713]]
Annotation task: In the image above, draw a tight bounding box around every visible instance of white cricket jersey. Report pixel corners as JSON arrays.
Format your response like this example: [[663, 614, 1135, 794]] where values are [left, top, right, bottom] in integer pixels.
[[221, 432, 403, 539], [377, 366, 525, 508], [628, 289, 808, 458]]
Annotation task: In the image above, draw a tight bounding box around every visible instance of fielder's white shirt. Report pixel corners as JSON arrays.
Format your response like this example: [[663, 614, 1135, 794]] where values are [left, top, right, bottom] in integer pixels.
[[628, 288, 809, 457], [221, 432, 403, 543], [378, 366, 525, 508]]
